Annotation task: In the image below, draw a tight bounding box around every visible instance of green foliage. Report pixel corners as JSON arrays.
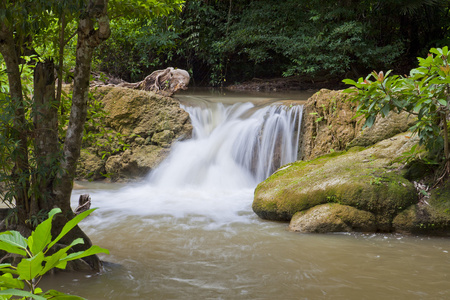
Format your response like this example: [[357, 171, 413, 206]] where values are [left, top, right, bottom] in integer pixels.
[[0, 208, 109, 299], [95, 0, 450, 86], [343, 46, 450, 168], [95, 18, 180, 81]]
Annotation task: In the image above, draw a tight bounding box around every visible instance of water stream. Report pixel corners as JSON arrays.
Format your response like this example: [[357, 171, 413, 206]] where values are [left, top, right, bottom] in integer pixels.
[[43, 90, 450, 299]]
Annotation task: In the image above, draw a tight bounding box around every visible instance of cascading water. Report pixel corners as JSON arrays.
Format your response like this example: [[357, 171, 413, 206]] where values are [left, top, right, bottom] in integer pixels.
[[149, 101, 303, 188], [75, 97, 304, 228]]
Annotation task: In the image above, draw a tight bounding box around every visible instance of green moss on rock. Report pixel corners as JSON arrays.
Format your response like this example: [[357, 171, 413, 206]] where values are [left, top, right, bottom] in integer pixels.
[[393, 181, 450, 235], [253, 132, 419, 232]]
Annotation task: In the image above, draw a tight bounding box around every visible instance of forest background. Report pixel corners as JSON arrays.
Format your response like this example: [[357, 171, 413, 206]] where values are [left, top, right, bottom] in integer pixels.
[[95, 0, 450, 87]]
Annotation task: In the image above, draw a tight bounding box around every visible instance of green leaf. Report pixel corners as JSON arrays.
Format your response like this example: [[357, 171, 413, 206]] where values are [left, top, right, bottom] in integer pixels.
[[0, 264, 18, 276], [0, 289, 46, 300], [42, 289, 86, 300], [16, 252, 45, 281], [364, 115, 376, 128], [438, 99, 447, 106], [0, 274, 24, 289], [342, 78, 357, 85], [47, 208, 97, 250], [0, 232, 28, 256], [60, 245, 110, 263], [39, 238, 84, 276], [29, 208, 61, 255], [380, 103, 391, 117]]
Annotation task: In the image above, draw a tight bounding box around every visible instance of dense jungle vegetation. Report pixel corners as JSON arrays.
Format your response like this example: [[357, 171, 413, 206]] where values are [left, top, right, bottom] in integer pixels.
[[95, 0, 450, 87]]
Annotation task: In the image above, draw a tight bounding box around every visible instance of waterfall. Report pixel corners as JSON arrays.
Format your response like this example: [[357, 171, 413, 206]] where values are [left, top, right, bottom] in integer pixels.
[[148, 100, 303, 189], [72, 95, 305, 228]]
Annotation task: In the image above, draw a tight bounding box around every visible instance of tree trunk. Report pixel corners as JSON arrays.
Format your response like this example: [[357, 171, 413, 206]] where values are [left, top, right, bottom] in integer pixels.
[[32, 61, 59, 215], [52, 0, 110, 271], [0, 22, 31, 225]]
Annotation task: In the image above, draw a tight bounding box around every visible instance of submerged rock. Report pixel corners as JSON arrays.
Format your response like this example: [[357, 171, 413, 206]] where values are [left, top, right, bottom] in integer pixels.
[[77, 86, 192, 181], [253, 133, 419, 233]]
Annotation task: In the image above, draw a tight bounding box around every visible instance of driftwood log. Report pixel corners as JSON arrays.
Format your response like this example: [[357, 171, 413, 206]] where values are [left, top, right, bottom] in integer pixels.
[[74, 194, 91, 215], [91, 67, 190, 97]]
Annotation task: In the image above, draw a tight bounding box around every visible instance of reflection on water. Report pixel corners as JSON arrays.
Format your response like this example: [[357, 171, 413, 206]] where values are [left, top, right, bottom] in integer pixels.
[[42, 90, 450, 299]]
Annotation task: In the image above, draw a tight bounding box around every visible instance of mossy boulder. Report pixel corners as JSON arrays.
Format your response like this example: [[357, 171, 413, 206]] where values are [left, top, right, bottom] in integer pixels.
[[393, 181, 450, 235], [78, 86, 192, 181], [253, 132, 419, 232]]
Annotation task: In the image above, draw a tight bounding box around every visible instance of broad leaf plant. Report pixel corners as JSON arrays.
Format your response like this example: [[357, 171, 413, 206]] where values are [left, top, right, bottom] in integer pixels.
[[343, 47, 450, 178], [0, 208, 108, 300]]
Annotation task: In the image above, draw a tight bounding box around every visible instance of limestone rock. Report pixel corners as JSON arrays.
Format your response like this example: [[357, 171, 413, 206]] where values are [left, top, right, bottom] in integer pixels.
[[298, 89, 363, 160], [299, 89, 416, 160], [393, 181, 450, 235], [77, 86, 192, 181], [104, 146, 169, 180], [348, 111, 416, 148], [253, 132, 419, 232], [289, 203, 377, 233], [77, 149, 106, 180]]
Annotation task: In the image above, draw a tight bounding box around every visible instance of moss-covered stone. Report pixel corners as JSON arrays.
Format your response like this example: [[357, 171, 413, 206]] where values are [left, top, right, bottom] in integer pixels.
[[289, 203, 377, 233], [253, 132, 419, 232], [393, 181, 450, 235], [77, 149, 106, 180]]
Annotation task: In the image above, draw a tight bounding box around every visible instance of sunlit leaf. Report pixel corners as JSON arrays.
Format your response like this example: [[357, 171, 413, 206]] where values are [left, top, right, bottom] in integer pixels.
[[0, 274, 24, 289], [30, 208, 61, 255], [47, 208, 97, 250], [42, 289, 86, 300], [0, 289, 46, 300], [0, 232, 27, 256], [16, 252, 45, 281], [60, 245, 110, 263]]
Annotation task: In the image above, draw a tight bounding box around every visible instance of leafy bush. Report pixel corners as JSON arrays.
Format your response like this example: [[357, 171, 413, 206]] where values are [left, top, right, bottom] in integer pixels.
[[0, 208, 108, 300], [343, 47, 450, 175]]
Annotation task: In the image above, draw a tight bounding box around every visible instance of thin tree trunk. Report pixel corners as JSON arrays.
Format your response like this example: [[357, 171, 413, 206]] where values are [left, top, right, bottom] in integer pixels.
[[441, 111, 450, 175], [54, 0, 110, 214], [52, 0, 110, 271], [56, 14, 66, 115]]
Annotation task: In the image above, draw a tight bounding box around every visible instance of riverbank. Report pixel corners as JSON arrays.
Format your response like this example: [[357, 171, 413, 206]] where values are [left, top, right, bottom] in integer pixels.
[[226, 76, 346, 92]]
